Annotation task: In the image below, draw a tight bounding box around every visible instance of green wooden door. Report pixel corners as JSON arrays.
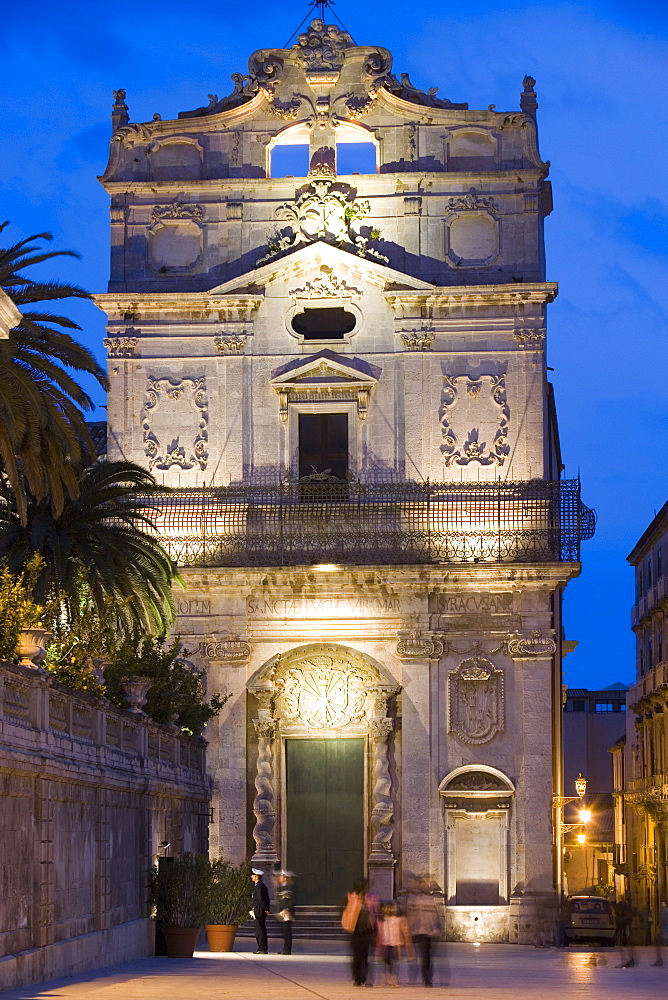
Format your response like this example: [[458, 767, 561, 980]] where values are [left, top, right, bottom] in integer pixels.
[[286, 738, 364, 904]]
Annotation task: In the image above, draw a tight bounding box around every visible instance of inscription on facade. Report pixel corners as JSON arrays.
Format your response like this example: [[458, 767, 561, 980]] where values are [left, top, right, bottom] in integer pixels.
[[177, 599, 212, 615], [429, 594, 513, 614], [247, 596, 400, 616]]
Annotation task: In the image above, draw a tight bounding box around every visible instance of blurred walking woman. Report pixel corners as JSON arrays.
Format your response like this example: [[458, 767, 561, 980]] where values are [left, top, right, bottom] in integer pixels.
[[342, 879, 377, 987]]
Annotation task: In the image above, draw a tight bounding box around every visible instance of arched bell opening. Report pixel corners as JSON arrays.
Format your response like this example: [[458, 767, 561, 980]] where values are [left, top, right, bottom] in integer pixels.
[[247, 643, 399, 902]]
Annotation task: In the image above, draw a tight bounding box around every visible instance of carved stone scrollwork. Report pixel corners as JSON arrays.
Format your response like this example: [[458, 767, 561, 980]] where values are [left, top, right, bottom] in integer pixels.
[[396, 630, 444, 660], [440, 374, 510, 467], [214, 335, 247, 355], [112, 121, 157, 146], [257, 178, 388, 267], [369, 718, 394, 858], [448, 656, 504, 746], [103, 336, 138, 358], [276, 660, 368, 729], [151, 204, 204, 223], [513, 326, 546, 348], [445, 194, 498, 215], [142, 376, 208, 471], [401, 329, 434, 352], [292, 19, 353, 82], [290, 267, 360, 299], [506, 630, 557, 659], [252, 715, 278, 864], [199, 635, 251, 662]]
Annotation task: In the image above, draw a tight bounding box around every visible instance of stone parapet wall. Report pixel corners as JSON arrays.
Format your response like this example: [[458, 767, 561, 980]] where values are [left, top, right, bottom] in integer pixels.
[[0, 661, 212, 990]]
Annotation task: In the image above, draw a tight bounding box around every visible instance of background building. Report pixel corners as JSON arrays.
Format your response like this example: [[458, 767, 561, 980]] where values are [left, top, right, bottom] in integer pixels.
[[95, 17, 594, 943], [562, 684, 627, 896], [614, 502, 668, 927]]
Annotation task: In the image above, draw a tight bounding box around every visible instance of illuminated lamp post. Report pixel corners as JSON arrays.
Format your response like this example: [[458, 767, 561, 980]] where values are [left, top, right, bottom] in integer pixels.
[[554, 774, 590, 898]]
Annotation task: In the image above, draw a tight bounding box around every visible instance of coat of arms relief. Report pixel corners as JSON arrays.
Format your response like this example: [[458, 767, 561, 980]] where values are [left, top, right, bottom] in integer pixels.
[[448, 656, 504, 745]]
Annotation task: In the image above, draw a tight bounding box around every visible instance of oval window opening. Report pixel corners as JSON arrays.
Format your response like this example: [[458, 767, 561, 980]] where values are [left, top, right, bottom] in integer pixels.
[[291, 307, 356, 340]]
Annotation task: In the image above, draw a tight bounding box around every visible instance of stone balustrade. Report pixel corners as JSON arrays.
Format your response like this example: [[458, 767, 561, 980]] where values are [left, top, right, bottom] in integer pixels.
[[0, 660, 211, 991]]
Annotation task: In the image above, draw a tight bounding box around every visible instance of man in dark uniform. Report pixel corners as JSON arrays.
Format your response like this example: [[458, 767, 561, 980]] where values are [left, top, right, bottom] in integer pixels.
[[251, 868, 271, 954]]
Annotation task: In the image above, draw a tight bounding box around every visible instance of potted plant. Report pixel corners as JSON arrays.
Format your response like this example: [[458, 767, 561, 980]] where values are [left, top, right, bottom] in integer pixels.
[[204, 858, 253, 952], [151, 853, 209, 958]]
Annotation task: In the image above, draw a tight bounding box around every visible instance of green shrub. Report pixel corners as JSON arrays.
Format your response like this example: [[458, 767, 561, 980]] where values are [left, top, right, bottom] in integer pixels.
[[150, 853, 209, 928], [205, 858, 253, 925]]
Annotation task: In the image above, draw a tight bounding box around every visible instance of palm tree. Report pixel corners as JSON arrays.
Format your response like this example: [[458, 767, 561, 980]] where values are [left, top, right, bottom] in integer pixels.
[[0, 461, 181, 637], [0, 222, 108, 521]]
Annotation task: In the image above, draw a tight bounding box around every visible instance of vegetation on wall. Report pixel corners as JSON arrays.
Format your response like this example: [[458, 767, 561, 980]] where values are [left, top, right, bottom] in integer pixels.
[[0, 225, 225, 732]]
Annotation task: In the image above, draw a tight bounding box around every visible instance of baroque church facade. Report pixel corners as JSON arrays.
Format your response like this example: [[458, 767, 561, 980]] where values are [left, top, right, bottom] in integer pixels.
[[96, 18, 594, 943]]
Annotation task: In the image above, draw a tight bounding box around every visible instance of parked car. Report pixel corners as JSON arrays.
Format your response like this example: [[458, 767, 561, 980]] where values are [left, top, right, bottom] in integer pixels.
[[564, 895, 615, 946]]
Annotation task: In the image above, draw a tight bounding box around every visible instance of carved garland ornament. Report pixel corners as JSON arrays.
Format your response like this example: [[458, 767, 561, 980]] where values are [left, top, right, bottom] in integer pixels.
[[142, 376, 208, 471], [440, 374, 510, 467], [448, 656, 504, 746]]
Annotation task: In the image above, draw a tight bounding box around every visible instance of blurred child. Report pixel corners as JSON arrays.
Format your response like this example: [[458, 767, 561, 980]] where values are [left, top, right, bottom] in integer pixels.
[[376, 901, 413, 986]]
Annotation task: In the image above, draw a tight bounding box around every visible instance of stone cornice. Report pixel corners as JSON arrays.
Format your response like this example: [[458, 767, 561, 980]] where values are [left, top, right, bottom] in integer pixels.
[[179, 561, 580, 591], [100, 168, 550, 196], [94, 293, 263, 320], [385, 282, 558, 308]]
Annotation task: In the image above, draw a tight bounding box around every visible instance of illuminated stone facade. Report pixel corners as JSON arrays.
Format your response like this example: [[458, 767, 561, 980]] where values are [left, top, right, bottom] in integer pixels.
[[96, 20, 593, 943]]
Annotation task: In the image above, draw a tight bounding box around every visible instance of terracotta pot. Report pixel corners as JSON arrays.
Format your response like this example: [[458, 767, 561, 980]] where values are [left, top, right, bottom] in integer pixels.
[[205, 924, 238, 952], [162, 926, 200, 958]]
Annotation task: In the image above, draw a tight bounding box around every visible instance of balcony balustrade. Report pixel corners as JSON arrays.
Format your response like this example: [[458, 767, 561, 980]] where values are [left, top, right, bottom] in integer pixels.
[[139, 477, 595, 569]]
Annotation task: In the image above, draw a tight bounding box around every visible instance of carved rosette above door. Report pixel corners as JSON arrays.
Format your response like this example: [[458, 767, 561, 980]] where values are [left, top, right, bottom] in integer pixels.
[[440, 374, 510, 467], [248, 643, 398, 886], [142, 376, 208, 471], [448, 655, 504, 745]]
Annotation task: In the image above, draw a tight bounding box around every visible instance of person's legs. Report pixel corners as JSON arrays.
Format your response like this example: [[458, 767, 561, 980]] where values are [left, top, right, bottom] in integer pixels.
[[421, 936, 433, 985], [254, 915, 268, 953], [351, 933, 364, 984], [282, 919, 292, 954]]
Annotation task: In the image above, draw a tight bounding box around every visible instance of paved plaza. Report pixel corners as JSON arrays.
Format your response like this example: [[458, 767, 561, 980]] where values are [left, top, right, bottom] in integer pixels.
[[2, 940, 668, 1000]]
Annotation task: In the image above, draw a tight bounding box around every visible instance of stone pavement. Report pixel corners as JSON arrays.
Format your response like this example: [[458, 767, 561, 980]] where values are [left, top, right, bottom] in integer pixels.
[[2, 939, 668, 1000]]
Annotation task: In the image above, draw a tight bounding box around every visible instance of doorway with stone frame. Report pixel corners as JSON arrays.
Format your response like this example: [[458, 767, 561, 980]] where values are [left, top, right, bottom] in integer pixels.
[[285, 737, 364, 904], [247, 643, 398, 901]]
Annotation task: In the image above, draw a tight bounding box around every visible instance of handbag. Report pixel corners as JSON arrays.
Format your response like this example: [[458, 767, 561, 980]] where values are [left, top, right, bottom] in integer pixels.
[[341, 893, 362, 933]]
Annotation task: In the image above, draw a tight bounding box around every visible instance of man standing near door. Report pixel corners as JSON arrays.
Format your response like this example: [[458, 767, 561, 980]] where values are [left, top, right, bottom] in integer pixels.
[[251, 869, 271, 954]]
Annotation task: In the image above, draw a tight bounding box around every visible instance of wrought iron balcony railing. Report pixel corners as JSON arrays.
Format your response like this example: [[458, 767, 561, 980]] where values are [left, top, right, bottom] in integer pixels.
[[143, 477, 595, 569]]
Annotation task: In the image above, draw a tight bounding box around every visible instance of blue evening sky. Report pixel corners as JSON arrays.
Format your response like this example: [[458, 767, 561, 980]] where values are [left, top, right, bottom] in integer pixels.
[[1, 1, 666, 691]]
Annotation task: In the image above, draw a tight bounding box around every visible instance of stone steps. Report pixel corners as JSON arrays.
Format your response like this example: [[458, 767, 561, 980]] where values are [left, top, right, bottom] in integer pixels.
[[237, 905, 344, 940]]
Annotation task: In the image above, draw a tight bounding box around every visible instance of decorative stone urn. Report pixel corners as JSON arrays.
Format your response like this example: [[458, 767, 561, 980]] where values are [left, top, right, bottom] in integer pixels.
[[121, 676, 152, 714], [16, 627, 52, 669]]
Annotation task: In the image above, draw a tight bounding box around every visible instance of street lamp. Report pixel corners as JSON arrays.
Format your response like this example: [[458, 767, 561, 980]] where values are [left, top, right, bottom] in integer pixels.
[[574, 773, 588, 798], [554, 773, 591, 897]]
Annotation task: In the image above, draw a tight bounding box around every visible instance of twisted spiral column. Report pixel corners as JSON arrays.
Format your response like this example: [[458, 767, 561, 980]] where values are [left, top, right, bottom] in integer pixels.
[[252, 717, 278, 867], [369, 718, 394, 858]]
